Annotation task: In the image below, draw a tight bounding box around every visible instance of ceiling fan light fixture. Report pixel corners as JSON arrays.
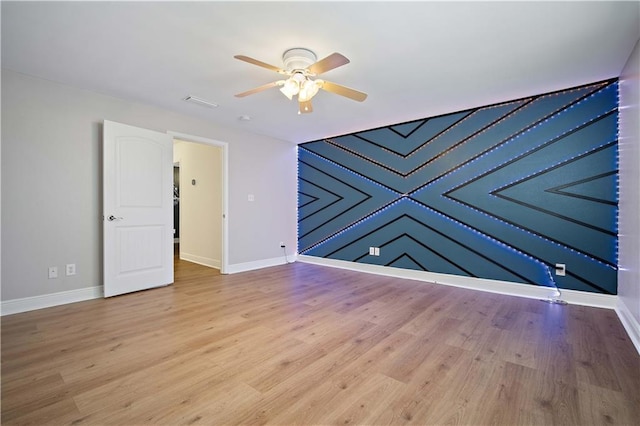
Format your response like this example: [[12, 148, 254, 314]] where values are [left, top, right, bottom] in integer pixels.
[[234, 49, 367, 113], [279, 78, 300, 100], [298, 79, 323, 102]]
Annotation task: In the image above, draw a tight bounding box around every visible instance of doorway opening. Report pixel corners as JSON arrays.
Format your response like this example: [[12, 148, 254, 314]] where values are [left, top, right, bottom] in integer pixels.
[[173, 163, 180, 243], [169, 131, 229, 275]]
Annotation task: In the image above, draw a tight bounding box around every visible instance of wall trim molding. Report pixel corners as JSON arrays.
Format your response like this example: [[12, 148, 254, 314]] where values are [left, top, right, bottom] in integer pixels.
[[616, 299, 640, 355], [3, 257, 630, 355], [1, 286, 103, 316], [300, 255, 636, 353], [180, 253, 220, 270], [226, 255, 297, 274], [0, 254, 300, 315], [297, 255, 617, 309]]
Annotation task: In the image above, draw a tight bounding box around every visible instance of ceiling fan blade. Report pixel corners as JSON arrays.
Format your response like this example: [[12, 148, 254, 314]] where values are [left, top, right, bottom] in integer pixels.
[[235, 81, 283, 98], [234, 55, 287, 74], [307, 52, 350, 75], [299, 100, 313, 114], [321, 80, 368, 102]]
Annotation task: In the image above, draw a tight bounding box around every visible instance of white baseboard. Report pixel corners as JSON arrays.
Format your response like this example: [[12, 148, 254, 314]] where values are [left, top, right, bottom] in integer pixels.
[[301, 255, 634, 352], [3, 257, 632, 355], [297, 255, 617, 309], [559, 288, 617, 309], [1, 286, 103, 316], [616, 299, 640, 355], [0, 254, 298, 315], [180, 252, 220, 269], [226, 254, 297, 274]]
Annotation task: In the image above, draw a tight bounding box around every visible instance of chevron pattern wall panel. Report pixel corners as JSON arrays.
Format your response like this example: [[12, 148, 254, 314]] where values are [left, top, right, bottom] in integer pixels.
[[298, 80, 619, 294]]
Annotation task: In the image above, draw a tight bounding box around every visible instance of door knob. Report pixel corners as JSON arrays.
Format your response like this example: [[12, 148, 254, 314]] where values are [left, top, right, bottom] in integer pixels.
[[107, 215, 123, 221]]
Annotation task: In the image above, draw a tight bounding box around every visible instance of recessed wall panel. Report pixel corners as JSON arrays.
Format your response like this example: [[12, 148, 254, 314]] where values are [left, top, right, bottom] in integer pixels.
[[117, 226, 164, 275], [117, 137, 164, 208]]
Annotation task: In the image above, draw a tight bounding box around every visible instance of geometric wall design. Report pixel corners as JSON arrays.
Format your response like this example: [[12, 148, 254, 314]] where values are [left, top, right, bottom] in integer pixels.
[[298, 79, 619, 294]]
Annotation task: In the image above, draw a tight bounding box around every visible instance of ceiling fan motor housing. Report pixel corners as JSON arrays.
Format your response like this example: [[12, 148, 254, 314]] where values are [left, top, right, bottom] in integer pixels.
[[282, 48, 317, 72]]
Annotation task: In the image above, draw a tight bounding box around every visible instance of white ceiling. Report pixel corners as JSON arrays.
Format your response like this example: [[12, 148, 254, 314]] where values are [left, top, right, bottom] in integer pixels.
[[2, 1, 639, 144]]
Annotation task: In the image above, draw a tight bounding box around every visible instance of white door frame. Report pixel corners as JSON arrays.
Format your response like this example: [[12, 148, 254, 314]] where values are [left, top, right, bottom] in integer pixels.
[[168, 131, 229, 274]]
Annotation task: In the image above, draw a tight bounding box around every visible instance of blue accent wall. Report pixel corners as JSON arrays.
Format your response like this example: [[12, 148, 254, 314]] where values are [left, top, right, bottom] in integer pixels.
[[298, 80, 619, 294]]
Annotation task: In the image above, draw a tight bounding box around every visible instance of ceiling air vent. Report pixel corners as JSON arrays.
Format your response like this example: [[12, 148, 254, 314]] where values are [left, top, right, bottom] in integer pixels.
[[183, 96, 218, 108]]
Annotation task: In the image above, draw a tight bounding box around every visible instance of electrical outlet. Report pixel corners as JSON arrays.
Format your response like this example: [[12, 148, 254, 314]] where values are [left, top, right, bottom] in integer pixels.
[[555, 263, 566, 276], [48, 266, 58, 279], [66, 263, 76, 276], [369, 247, 375, 255], [374, 247, 380, 256]]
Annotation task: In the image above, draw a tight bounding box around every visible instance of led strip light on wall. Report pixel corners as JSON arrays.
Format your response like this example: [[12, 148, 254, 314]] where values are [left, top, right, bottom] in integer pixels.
[[298, 79, 619, 294]]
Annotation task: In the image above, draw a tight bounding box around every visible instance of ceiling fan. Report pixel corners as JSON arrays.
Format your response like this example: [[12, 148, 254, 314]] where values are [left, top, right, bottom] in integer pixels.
[[234, 48, 367, 114]]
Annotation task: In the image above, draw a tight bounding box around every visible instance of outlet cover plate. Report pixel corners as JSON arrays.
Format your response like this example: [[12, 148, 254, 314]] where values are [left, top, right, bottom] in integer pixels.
[[48, 266, 58, 279], [66, 264, 76, 276]]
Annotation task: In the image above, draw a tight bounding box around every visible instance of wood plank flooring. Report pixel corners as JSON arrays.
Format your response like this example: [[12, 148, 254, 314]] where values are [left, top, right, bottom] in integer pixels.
[[2, 258, 639, 425]]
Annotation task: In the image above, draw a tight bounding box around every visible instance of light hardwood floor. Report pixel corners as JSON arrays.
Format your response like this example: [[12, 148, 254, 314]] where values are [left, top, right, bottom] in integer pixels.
[[2, 257, 639, 425]]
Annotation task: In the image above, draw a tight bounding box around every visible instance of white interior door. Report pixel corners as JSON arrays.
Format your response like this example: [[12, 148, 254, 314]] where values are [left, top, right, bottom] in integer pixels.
[[103, 120, 174, 297]]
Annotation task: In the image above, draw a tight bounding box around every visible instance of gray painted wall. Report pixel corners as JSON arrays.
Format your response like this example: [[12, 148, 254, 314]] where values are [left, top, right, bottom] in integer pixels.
[[1, 70, 297, 301]]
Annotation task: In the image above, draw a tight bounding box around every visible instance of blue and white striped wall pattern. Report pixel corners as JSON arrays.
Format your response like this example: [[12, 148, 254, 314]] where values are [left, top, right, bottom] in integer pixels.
[[298, 79, 619, 294]]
